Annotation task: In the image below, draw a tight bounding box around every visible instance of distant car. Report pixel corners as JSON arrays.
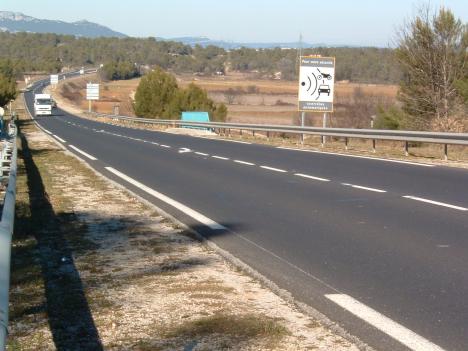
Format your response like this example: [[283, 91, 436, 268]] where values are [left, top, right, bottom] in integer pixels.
[[318, 85, 331, 96]]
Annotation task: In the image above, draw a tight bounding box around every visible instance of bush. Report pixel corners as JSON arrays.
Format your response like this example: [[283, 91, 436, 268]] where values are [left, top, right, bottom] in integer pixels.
[[134, 68, 227, 121], [374, 106, 407, 130]]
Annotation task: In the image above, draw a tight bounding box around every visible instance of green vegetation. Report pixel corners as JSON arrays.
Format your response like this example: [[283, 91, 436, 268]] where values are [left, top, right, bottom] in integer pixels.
[[134, 68, 227, 121], [0, 59, 17, 107], [0, 31, 402, 84], [99, 60, 140, 81], [395, 7, 467, 131]]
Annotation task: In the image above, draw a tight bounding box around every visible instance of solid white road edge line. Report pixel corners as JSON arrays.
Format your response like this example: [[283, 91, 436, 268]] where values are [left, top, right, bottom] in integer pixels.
[[342, 183, 387, 193], [195, 152, 209, 156], [294, 173, 330, 182], [402, 196, 468, 211], [105, 167, 226, 230], [212, 156, 229, 160], [260, 166, 287, 173], [52, 135, 66, 143], [276, 146, 435, 167], [325, 294, 446, 351], [234, 160, 255, 166], [160, 144, 171, 148], [42, 128, 53, 135], [68, 145, 98, 161]]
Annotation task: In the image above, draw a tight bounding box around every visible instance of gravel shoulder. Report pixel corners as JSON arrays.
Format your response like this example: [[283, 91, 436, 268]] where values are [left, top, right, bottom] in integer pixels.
[[7, 105, 360, 349]]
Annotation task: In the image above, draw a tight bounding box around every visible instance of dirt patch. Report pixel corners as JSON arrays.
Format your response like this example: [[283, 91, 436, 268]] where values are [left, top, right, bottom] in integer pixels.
[[8, 110, 359, 349]]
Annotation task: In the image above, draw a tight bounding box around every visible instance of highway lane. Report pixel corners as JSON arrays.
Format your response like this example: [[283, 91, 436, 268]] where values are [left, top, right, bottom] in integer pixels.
[[24, 89, 468, 351]]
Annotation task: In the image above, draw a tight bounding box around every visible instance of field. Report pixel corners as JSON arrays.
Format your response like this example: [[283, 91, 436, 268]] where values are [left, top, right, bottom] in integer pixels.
[[56, 72, 398, 128]]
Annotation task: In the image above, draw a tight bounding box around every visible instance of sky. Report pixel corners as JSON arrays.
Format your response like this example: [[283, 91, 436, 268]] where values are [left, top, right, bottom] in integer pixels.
[[2, 0, 468, 46]]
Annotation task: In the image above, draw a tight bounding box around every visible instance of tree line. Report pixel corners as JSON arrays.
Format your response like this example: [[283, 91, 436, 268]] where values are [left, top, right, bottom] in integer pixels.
[[0, 31, 401, 84]]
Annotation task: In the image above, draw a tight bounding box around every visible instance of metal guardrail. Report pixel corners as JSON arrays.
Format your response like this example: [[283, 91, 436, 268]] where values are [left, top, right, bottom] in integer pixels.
[[90, 112, 468, 160], [0, 122, 18, 351]]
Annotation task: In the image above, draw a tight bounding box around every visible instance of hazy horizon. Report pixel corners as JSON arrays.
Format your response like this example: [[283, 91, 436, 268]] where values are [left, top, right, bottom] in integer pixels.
[[2, 0, 467, 47]]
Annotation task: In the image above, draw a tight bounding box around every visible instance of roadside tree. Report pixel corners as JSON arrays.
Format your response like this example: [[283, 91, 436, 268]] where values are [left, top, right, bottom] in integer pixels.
[[395, 6, 468, 131]]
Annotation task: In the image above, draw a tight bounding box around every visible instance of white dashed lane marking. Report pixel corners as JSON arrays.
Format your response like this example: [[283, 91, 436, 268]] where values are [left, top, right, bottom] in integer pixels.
[[294, 173, 330, 182], [342, 183, 387, 193], [402, 196, 468, 211], [69, 145, 98, 161], [212, 156, 229, 160], [260, 166, 287, 173], [234, 160, 255, 166], [325, 294, 446, 351], [105, 167, 225, 230], [52, 135, 66, 143]]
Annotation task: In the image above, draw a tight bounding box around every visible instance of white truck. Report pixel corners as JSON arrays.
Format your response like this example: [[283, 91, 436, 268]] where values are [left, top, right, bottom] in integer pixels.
[[34, 94, 54, 116]]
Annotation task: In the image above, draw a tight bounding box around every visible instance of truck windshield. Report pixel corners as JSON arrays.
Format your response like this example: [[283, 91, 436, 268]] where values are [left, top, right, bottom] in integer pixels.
[[36, 99, 52, 105]]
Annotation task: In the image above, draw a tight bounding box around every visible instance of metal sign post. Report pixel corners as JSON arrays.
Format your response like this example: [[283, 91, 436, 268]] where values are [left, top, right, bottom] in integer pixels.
[[298, 56, 335, 145]]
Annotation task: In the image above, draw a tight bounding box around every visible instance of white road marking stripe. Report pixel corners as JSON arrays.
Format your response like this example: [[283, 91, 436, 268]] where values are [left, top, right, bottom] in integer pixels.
[[218, 139, 252, 144], [325, 294, 446, 351], [342, 183, 387, 193], [160, 144, 171, 148], [294, 173, 330, 182], [53, 135, 66, 143], [234, 160, 255, 166], [276, 146, 435, 167], [105, 167, 225, 230], [260, 166, 287, 173], [195, 152, 209, 156], [151, 142, 159, 145], [69, 145, 97, 161], [212, 156, 229, 160], [403, 196, 468, 211], [42, 128, 53, 135]]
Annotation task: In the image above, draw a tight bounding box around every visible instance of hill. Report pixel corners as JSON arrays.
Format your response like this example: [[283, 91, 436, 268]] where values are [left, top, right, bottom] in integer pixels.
[[0, 11, 126, 38]]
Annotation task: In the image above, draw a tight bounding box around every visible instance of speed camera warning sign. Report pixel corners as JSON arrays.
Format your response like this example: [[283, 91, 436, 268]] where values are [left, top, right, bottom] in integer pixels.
[[298, 56, 335, 112]]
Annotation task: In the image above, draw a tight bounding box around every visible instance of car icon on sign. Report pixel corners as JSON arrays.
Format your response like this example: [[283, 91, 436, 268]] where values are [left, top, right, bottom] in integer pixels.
[[318, 85, 331, 96]]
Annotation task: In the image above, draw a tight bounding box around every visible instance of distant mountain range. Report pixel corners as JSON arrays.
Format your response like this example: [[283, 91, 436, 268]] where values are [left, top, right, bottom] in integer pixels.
[[0, 11, 337, 49], [159, 36, 327, 50], [0, 11, 126, 38]]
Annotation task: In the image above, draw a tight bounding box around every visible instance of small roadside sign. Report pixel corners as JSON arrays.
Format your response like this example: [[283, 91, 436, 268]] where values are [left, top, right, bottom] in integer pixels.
[[298, 56, 335, 112], [50, 74, 59, 85], [86, 83, 99, 101]]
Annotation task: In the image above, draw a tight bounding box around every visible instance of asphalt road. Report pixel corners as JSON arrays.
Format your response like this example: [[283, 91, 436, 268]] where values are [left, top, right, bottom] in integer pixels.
[[23, 82, 468, 351]]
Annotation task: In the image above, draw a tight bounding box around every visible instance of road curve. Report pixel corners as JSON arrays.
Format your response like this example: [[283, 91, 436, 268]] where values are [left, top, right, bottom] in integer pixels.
[[23, 82, 468, 351]]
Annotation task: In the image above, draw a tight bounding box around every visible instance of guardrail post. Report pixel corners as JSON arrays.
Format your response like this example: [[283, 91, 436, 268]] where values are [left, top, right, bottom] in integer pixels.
[[372, 139, 376, 153], [404, 141, 409, 156], [267, 131, 270, 141], [240, 129, 243, 138], [252, 130, 255, 137], [444, 144, 448, 161], [345, 137, 349, 151], [321, 135, 325, 148]]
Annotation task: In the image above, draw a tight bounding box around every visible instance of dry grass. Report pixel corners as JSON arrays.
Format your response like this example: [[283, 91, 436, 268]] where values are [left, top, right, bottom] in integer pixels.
[[54, 72, 397, 127]]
